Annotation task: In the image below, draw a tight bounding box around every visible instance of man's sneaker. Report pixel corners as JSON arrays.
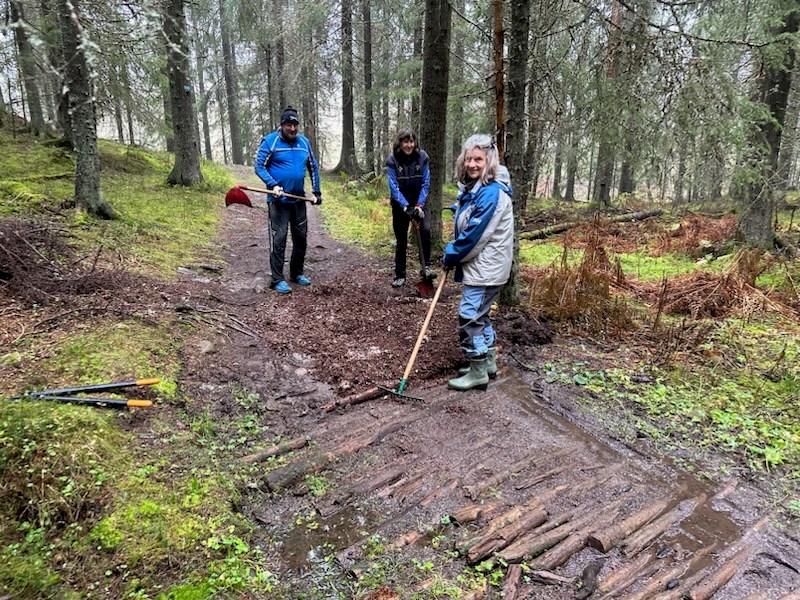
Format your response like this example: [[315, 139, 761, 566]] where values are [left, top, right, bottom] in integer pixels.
[[392, 277, 406, 288], [274, 281, 291, 294], [291, 275, 311, 286]]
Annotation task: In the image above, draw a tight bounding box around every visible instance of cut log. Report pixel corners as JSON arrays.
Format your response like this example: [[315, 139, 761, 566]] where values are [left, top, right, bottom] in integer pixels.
[[449, 500, 505, 525], [463, 451, 542, 500], [264, 452, 335, 492], [598, 551, 655, 594], [321, 386, 385, 412], [502, 501, 619, 564], [458, 505, 527, 554], [638, 542, 720, 600], [467, 507, 549, 564], [687, 544, 762, 599], [588, 497, 673, 552], [513, 465, 565, 491], [599, 559, 665, 600], [528, 504, 620, 571], [238, 436, 309, 464], [520, 208, 664, 240], [529, 570, 574, 585], [616, 560, 692, 600], [419, 478, 459, 507], [503, 564, 523, 600], [319, 460, 411, 517], [623, 494, 707, 558]]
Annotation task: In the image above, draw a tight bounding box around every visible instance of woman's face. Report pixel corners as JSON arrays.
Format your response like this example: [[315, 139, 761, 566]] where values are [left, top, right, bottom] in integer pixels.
[[401, 138, 416, 155], [464, 148, 487, 180]]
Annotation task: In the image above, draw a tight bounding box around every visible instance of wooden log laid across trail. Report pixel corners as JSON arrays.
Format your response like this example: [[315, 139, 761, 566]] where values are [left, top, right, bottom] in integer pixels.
[[450, 500, 505, 525], [615, 560, 692, 600], [520, 208, 664, 240], [599, 559, 665, 600], [463, 451, 542, 500], [503, 564, 523, 600], [238, 436, 309, 464], [588, 497, 673, 552], [622, 494, 706, 558], [529, 570, 574, 585], [419, 478, 459, 507], [321, 386, 385, 412], [598, 551, 656, 595], [467, 507, 549, 564], [528, 504, 621, 571], [687, 519, 769, 600], [458, 505, 527, 554], [513, 465, 565, 491]]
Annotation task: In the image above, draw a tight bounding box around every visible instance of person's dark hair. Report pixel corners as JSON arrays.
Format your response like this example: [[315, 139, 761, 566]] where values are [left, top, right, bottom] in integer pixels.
[[392, 128, 418, 155]]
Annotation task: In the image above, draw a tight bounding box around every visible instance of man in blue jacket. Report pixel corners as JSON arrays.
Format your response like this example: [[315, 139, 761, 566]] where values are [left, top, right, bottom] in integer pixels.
[[254, 106, 322, 294]]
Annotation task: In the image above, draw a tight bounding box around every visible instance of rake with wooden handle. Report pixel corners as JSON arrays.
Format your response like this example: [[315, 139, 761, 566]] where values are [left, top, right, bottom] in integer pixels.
[[225, 184, 314, 207]]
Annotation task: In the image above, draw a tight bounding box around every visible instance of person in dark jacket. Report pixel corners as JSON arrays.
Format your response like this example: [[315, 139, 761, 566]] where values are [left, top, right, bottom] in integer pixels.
[[441, 134, 514, 391], [254, 106, 322, 294], [385, 128, 433, 288]]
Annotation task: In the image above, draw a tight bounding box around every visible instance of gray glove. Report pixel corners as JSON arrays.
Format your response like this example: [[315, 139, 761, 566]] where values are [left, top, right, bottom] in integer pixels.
[[313, 191, 323, 205], [271, 185, 284, 198]]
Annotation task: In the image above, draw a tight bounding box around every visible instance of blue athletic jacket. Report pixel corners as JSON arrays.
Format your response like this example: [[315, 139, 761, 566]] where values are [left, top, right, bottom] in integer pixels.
[[254, 131, 321, 203], [442, 178, 514, 286], [385, 150, 430, 208]]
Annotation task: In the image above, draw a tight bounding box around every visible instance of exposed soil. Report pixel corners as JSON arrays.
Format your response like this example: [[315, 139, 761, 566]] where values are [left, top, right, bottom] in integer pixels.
[[3, 165, 800, 598]]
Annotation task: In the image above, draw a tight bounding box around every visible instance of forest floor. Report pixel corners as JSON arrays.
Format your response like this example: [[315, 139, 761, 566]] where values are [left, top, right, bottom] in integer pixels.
[[2, 154, 800, 599], [170, 166, 800, 598]]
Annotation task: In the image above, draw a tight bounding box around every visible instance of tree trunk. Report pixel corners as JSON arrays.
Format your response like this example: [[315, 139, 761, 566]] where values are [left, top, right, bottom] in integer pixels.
[[737, 9, 799, 248], [552, 129, 563, 200], [59, 0, 116, 218], [500, 0, 530, 307], [219, 0, 243, 164], [493, 0, 505, 160], [334, 0, 362, 176], [195, 46, 213, 161], [411, 2, 423, 133], [777, 58, 800, 207], [10, 0, 46, 135], [362, 0, 375, 173], [273, 0, 286, 110], [301, 32, 320, 160], [419, 0, 452, 251], [164, 0, 203, 185]]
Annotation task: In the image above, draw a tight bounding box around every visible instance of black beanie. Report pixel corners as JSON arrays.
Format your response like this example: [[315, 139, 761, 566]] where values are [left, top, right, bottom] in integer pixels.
[[280, 106, 299, 125]]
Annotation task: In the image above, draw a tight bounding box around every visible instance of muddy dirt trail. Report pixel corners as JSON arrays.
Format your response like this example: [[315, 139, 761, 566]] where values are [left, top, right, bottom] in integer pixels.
[[176, 166, 800, 599]]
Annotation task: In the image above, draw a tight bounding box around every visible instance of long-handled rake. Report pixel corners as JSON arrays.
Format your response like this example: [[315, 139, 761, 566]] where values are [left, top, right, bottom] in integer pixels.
[[378, 270, 449, 400], [225, 184, 314, 207]]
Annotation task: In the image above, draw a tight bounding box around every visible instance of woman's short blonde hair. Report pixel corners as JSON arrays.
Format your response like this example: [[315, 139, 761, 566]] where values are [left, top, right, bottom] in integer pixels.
[[454, 134, 499, 185]]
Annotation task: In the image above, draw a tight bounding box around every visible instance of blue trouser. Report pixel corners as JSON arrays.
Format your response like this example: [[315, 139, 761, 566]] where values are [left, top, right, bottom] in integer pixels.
[[391, 201, 431, 278], [268, 201, 308, 285], [458, 284, 501, 358]]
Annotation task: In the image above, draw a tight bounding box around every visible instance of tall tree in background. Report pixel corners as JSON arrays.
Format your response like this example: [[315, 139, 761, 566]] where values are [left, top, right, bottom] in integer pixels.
[[500, 0, 530, 306], [164, 0, 203, 185], [59, 0, 116, 218], [362, 0, 375, 173], [10, 0, 46, 135], [492, 0, 505, 159], [219, 0, 243, 164], [334, 0, 361, 175], [419, 0, 452, 247], [736, 8, 799, 248]]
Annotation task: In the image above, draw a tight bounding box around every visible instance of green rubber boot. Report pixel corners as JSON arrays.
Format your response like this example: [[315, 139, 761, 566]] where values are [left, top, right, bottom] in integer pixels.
[[459, 348, 497, 378], [448, 356, 490, 391]]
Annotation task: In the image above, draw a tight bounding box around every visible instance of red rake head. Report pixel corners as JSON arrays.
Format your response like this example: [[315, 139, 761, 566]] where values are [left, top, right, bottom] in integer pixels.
[[225, 185, 253, 207]]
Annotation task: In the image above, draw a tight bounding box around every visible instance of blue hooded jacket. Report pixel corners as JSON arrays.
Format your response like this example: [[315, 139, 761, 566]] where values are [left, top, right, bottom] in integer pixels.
[[254, 130, 321, 203]]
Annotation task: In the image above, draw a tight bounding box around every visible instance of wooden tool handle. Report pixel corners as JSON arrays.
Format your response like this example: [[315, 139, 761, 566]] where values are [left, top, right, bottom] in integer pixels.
[[239, 185, 314, 202], [401, 270, 449, 382]]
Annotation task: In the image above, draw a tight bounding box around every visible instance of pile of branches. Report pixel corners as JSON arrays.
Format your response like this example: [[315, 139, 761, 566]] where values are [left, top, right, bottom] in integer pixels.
[[522, 232, 636, 337], [652, 213, 738, 257], [636, 249, 797, 320], [0, 219, 123, 306]]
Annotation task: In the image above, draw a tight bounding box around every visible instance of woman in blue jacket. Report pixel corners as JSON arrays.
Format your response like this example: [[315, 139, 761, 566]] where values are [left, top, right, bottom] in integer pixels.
[[385, 129, 432, 288], [441, 134, 514, 391]]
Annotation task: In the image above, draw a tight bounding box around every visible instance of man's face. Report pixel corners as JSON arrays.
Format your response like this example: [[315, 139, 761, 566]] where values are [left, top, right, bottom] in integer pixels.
[[281, 122, 299, 141]]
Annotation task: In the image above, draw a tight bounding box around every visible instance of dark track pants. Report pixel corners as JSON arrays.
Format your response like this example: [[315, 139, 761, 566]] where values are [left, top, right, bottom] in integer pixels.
[[392, 201, 431, 279], [268, 201, 308, 285]]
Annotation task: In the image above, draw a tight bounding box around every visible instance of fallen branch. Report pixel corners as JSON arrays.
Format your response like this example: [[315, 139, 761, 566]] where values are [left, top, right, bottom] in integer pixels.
[[321, 386, 386, 412], [521, 209, 664, 240], [238, 436, 309, 465]]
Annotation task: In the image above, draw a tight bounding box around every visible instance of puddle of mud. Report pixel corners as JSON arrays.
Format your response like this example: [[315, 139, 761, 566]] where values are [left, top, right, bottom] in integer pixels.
[[280, 504, 379, 571]]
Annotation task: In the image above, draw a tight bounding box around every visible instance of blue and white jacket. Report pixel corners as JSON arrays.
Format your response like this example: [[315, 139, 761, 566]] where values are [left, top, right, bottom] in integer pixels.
[[385, 150, 430, 208], [442, 176, 514, 286], [254, 131, 321, 203]]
